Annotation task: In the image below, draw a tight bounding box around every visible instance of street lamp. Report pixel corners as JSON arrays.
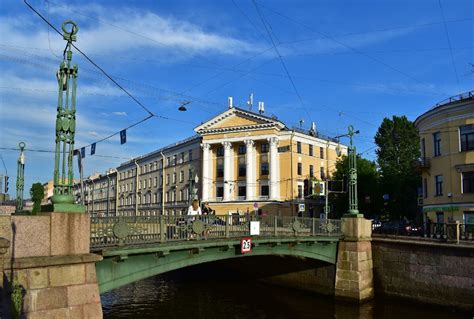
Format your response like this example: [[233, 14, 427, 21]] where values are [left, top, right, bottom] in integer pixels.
[[16, 142, 26, 212], [335, 125, 360, 217], [178, 101, 191, 112]]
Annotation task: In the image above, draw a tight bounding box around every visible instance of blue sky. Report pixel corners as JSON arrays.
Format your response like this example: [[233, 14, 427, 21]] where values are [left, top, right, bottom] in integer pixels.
[[0, 0, 473, 197]]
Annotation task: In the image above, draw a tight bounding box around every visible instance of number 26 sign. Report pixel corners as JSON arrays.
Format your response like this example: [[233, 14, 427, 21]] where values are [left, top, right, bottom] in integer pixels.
[[241, 237, 252, 254]]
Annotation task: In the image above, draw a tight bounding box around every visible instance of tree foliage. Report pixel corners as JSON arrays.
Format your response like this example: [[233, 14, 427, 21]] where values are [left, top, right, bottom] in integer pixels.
[[374, 116, 421, 220], [30, 183, 44, 214], [330, 155, 382, 219]]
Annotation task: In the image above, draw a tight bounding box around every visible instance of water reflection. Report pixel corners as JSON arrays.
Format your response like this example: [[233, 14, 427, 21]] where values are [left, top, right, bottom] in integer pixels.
[[101, 264, 469, 319]]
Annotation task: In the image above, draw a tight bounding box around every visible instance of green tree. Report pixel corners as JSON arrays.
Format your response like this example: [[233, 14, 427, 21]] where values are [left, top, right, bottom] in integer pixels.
[[374, 116, 421, 220], [30, 183, 44, 214], [330, 155, 382, 219]]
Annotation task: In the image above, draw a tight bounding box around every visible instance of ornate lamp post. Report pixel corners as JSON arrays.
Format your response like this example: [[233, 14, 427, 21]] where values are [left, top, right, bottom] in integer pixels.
[[336, 125, 361, 217], [46, 20, 84, 213], [16, 142, 26, 212]]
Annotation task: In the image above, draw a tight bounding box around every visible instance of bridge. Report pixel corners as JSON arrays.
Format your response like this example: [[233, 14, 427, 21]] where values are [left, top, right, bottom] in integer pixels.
[[0, 212, 372, 318], [90, 215, 342, 293]]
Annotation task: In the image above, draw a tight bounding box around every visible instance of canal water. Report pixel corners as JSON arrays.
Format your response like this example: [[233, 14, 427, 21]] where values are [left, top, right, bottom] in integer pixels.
[[101, 263, 470, 319]]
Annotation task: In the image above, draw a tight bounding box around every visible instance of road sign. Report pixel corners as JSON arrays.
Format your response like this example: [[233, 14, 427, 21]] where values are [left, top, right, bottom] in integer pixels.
[[312, 181, 325, 196], [241, 237, 252, 253], [253, 202, 258, 209], [298, 203, 305, 212], [250, 221, 260, 235]]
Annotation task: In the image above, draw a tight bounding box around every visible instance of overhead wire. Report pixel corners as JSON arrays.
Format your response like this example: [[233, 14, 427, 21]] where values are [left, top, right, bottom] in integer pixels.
[[437, 0, 461, 91], [258, 2, 450, 97], [251, 0, 312, 122]]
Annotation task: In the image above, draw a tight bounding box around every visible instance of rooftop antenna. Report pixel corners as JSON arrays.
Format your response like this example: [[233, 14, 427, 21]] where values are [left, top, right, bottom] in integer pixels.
[[247, 93, 254, 111], [299, 118, 305, 128], [258, 101, 265, 114], [228, 96, 233, 109]]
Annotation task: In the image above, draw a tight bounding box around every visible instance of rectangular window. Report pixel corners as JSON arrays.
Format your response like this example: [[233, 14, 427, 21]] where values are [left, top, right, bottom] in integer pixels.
[[423, 178, 428, 198], [298, 185, 303, 198], [462, 171, 474, 193], [433, 132, 441, 156], [320, 167, 326, 180], [320, 147, 324, 159], [154, 161, 157, 171], [166, 174, 170, 185], [153, 193, 157, 204], [189, 169, 193, 181], [180, 152, 185, 164], [239, 164, 246, 177], [309, 145, 313, 156], [180, 170, 184, 183], [261, 185, 269, 196], [179, 190, 183, 202], [148, 178, 151, 188], [154, 177, 157, 187], [217, 165, 224, 178], [261, 143, 269, 153], [173, 172, 176, 184], [309, 165, 314, 178], [278, 145, 290, 153], [160, 175, 163, 186], [238, 186, 246, 197], [138, 180, 142, 190], [261, 163, 269, 176], [167, 157, 171, 167], [216, 187, 224, 198], [217, 146, 224, 157], [435, 175, 443, 196], [238, 145, 246, 155], [460, 124, 474, 152], [297, 142, 302, 154], [297, 163, 302, 175], [189, 150, 193, 161], [149, 163, 152, 172], [173, 155, 177, 166]]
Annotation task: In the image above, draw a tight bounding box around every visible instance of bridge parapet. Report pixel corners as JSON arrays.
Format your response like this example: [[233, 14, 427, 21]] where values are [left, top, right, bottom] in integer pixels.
[[90, 215, 342, 249]]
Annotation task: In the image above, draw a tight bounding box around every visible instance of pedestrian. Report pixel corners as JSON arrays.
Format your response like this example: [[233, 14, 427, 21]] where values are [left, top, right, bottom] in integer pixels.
[[202, 202, 215, 215], [187, 199, 201, 239]]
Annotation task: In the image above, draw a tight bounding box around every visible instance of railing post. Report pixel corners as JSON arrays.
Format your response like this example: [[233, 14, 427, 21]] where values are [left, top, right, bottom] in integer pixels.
[[160, 215, 166, 242], [274, 215, 278, 236], [225, 215, 230, 238], [312, 218, 316, 236]]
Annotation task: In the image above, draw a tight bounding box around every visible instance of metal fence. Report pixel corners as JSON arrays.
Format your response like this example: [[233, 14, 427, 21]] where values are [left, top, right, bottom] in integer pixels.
[[90, 215, 342, 249], [373, 222, 474, 242]]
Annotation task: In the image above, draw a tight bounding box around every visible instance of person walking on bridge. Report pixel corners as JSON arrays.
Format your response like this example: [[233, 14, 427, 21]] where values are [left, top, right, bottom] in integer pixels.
[[187, 199, 201, 239]]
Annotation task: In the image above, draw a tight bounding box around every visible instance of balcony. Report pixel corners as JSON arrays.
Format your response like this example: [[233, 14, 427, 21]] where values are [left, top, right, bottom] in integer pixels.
[[413, 157, 431, 171]]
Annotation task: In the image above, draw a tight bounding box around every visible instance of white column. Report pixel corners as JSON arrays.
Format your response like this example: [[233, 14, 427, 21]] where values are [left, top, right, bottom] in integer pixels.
[[245, 139, 256, 200], [201, 143, 211, 201], [223, 141, 233, 201], [268, 137, 279, 200]]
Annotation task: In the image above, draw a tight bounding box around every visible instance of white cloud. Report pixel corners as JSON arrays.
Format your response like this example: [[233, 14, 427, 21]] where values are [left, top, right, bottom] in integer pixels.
[[0, 5, 261, 57], [112, 111, 127, 116]]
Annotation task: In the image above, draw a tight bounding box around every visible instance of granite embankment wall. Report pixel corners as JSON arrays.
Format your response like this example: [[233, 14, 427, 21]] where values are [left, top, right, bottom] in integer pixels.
[[371, 236, 473, 311], [263, 237, 474, 311]]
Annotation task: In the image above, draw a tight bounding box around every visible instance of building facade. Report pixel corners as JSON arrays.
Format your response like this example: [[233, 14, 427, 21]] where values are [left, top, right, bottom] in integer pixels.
[[414, 91, 474, 224], [195, 107, 346, 217], [116, 136, 201, 216], [74, 106, 347, 217], [73, 171, 117, 216]]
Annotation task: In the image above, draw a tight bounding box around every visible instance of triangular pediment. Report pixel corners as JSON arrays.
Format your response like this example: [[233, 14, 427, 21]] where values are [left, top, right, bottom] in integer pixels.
[[194, 107, 285, 135]]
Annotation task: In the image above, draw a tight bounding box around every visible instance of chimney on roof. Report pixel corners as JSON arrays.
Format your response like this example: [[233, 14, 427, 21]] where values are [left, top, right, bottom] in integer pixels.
[[258, 101, 265, 114], [310, 121, 317, 136], [228, 96, 233, 109], [247, 93, 254, 111]]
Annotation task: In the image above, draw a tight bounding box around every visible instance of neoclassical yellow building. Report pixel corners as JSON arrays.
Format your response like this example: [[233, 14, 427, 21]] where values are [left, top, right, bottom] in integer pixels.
[[196, 106, 346, 216], [78, 106, 347, 217], [414, 91, 474, 224]]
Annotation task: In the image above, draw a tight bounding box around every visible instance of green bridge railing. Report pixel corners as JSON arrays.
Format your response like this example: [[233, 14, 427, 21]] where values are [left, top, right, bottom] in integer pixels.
[[90, 215, 342, 249]]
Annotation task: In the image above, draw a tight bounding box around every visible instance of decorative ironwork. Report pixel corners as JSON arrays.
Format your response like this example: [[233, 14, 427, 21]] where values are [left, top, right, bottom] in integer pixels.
[[51, 20, 80, 208], [90, 215, 342, 249], [16, 142, 26, 212]]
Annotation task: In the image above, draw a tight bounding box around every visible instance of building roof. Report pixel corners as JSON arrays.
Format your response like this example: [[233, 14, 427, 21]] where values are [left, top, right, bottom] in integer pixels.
[[415, 90, 474, 127]]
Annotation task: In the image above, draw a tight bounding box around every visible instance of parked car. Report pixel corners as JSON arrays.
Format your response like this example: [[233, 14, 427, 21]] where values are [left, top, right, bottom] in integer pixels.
[[376, 220, 422, 236]]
